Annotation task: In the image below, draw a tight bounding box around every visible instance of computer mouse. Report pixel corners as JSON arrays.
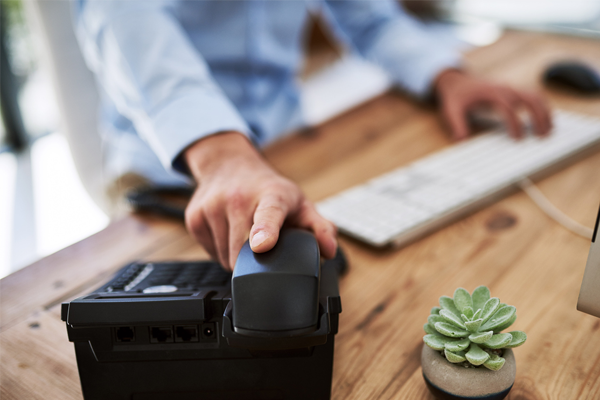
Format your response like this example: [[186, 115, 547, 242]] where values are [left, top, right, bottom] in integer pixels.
[[543, 61, 600, 94]]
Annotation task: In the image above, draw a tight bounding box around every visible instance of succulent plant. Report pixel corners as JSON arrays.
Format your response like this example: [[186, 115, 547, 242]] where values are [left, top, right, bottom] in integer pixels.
[[423, 286, 526, 371]]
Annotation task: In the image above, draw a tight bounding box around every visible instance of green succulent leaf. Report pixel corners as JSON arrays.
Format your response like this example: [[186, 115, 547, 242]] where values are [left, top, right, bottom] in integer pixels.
[[424, 334, 455, 350], [466, 343, 490, 366], [435, 322, 470, 338], [429, 286, 525, 369], [492, 303, 509, 318], [482, 333, 513, 349], [439, 309, 467, 329], [464, 318, 483, 332], [445, 338, 470, 352], [480, 306, 516, 332], [493, 314, 517, 333], [453, 288, 473, 314], [469, 330, 494, 344], [483, 354, 506, 371], [424, 323, 439, 335], [505, 331, 527, 348], [444, 348, 467, 363], [463, 306, 474, 319], [439, 296, 461, 319], [427, 315, 444, 333], [480, 298, 500, 323], [494, 304, 508, 315], [472, 286, 491, 312], [428, 314, 444, 326]]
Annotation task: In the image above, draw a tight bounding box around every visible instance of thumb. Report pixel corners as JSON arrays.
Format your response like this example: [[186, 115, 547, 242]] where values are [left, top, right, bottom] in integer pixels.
[[249, 195, 288, 253]]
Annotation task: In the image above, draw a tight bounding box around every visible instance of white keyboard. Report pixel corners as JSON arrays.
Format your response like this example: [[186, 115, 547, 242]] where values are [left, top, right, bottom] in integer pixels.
[[316, 110, 600, 247]]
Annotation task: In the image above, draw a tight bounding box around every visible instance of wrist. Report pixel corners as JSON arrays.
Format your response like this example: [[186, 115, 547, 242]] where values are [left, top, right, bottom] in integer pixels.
[[434, 68, 466, 93], [184, 131, 262, 181]]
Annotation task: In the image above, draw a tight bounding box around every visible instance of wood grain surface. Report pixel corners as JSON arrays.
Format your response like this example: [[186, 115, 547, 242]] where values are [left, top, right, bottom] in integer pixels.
[[2, 30, 600, 400]]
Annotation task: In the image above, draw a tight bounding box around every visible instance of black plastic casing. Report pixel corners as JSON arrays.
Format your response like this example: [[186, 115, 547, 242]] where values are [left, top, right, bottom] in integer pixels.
[[232, 229, 321, 338], [61, 233, 342, 400]]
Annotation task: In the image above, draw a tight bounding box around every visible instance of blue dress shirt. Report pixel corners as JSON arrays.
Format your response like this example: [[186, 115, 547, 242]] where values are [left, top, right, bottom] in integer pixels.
[[74, 0, 461, 184]]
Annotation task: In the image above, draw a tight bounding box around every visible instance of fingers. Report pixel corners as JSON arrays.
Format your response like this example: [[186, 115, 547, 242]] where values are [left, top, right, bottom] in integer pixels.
[[186, 194, 234, 270], [187, 179, 336, 269], [250, 197, 338, 259], [437, 71, 553, 140], [250, 193, 290, 253], [249, 192, 338, 259], [442, 87, 523, 140], [291, 201, 338, 259], [489, 91, 523, 139], [442, 101, 470, 141], [509, 90, 553, 137], [226, 191, 253, 272], [185, 205, 217, 260], [203, 201, 230, 270]]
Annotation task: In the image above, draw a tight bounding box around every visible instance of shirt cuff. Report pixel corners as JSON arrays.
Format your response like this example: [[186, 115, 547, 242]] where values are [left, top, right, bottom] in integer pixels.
[[361, 19, 464, 101], [145, 92, 254, 175], [390, 51, 463, 101]]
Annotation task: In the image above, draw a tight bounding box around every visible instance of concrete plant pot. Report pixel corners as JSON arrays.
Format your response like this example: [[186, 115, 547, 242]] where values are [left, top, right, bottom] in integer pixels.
[[421, 345, 516, 400]]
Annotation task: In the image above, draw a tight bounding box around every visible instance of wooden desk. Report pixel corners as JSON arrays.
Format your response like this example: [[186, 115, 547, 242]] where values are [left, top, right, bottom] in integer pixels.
[[2, 30, 600, 399]]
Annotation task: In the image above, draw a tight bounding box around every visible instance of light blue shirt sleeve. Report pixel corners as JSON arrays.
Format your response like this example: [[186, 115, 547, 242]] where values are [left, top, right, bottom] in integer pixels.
[[74, 0, 254, 174], [320, 0, 462, 99]]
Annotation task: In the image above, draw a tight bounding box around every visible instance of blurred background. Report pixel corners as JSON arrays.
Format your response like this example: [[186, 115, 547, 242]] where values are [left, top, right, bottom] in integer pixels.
[[1, 0, 600, 279]]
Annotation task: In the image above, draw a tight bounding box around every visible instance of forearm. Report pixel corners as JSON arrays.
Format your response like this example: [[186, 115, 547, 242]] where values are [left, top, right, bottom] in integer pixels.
[[321, 0, 462, 98], [76, 1, 252, 173]]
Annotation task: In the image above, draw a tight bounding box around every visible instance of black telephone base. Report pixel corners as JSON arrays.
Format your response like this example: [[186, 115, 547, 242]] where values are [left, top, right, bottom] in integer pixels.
[[62, 256, 342, 400]]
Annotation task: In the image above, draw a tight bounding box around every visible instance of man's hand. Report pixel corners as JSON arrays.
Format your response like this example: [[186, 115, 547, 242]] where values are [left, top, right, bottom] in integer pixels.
[[434, 69, 552, 140], [184, 132, 337, 271]]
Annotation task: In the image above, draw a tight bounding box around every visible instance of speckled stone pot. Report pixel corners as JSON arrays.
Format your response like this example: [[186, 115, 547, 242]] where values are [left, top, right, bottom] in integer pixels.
[[421, 345, 516, 400]]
